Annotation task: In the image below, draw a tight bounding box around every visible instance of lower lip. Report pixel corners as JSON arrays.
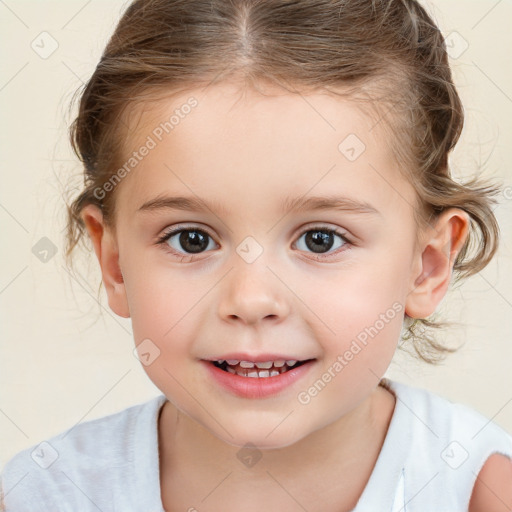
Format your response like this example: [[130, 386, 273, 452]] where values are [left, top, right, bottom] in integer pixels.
[[202, 360, 316, 399]]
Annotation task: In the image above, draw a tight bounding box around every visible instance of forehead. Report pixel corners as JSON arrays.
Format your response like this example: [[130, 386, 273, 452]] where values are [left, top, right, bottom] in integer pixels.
[[114, 82, 416, 219]]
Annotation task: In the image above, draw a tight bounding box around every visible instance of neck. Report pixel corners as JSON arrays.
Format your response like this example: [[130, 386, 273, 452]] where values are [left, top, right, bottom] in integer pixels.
[[158, 383, 395, 510]]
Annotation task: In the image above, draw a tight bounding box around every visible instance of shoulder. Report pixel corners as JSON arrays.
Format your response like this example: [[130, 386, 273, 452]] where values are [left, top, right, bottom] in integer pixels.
[[469, 453, 512, 512], [1, 395, 166, 510], [382, 379, 512, 506], [385, 379, 512, 442]]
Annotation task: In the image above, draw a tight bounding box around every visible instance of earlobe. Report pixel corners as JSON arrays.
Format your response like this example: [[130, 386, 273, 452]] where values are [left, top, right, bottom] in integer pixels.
[[80, 204, 130, 318], [405, 208, 469, 319]]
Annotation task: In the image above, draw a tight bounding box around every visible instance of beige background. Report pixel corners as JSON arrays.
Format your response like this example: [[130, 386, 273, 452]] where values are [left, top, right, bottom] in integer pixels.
[[1, 0, 511, 467]]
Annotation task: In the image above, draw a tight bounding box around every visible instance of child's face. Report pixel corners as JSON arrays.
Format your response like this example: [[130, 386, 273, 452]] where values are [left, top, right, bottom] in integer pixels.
[[103, 82, 424, 448]]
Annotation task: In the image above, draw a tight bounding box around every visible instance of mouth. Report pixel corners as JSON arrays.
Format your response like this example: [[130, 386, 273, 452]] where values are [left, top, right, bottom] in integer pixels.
[[203, 356, 317, 398], [210, 358, 312, 378]]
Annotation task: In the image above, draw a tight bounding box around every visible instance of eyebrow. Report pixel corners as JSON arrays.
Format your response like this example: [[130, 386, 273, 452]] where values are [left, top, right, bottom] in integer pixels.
[[137, 195, 230, 215], [282, 195, 380, 215], [137, 194, 380, 216]]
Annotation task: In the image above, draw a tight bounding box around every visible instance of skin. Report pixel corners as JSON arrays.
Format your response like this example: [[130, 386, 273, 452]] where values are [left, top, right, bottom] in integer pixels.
[[80, 81, 509, 511]]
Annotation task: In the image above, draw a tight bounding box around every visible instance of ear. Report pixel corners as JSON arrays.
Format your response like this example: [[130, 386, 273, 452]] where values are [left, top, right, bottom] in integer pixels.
[[405, 208, 469, 319], [80, 204, 130, 318]]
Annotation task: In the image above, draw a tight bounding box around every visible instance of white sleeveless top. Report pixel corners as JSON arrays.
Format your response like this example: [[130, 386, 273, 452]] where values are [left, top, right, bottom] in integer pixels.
[[2, 379, 511, 511]]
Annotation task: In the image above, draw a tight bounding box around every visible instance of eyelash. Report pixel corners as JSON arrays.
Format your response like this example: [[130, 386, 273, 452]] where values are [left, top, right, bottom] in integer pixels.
[[155, 224, 352, 261]]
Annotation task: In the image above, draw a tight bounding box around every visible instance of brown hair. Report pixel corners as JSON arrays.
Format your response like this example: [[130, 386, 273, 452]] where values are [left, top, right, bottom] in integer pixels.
[[64, 0, 500, 363]]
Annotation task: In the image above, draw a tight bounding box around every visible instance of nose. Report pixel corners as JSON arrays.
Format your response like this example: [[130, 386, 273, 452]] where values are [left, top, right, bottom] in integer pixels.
[[217, 259, 290, 326]]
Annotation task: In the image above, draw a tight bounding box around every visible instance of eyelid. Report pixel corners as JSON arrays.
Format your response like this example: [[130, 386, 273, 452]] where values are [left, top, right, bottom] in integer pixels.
[[296, 222, 352, 243], [156, 223, 217, 244]]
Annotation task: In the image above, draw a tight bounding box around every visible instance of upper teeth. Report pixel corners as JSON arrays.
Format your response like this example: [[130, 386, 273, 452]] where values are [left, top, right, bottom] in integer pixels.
[[214, 359, 303, 378], [219, 359, 297, 368]]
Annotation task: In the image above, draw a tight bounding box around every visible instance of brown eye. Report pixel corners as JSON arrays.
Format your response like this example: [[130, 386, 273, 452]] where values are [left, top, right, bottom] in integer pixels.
[[176, 230, 210, 253], [305, 230, 335, 253], [158, 228, 217, 255], [295, 228, 348, 255]]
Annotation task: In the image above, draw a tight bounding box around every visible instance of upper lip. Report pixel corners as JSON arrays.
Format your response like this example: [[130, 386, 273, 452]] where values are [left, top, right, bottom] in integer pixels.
[[204, 353, 314, 362]]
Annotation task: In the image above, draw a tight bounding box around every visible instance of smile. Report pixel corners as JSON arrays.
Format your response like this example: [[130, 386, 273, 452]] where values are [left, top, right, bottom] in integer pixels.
[[204, 357, 316, 399], [212, 359, 307, 377]]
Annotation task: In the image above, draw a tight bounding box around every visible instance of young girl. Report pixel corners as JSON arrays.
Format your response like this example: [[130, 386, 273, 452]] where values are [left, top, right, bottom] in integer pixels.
[[2, 0, 511, 510]]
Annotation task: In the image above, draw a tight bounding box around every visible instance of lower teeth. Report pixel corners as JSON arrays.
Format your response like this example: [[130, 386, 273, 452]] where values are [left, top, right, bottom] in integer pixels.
[[225, 367, 283, 378]]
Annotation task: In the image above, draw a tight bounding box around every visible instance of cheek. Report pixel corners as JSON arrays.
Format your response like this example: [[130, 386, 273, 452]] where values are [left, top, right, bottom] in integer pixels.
[[290, 252, 407, 389], [295, 260, 406, 340], [127, 271, 204, 408], [125, 271, 206, 401], [295, 289, 403, 421], [320, 295, 403, 386], [126, 266, 204, 340]]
